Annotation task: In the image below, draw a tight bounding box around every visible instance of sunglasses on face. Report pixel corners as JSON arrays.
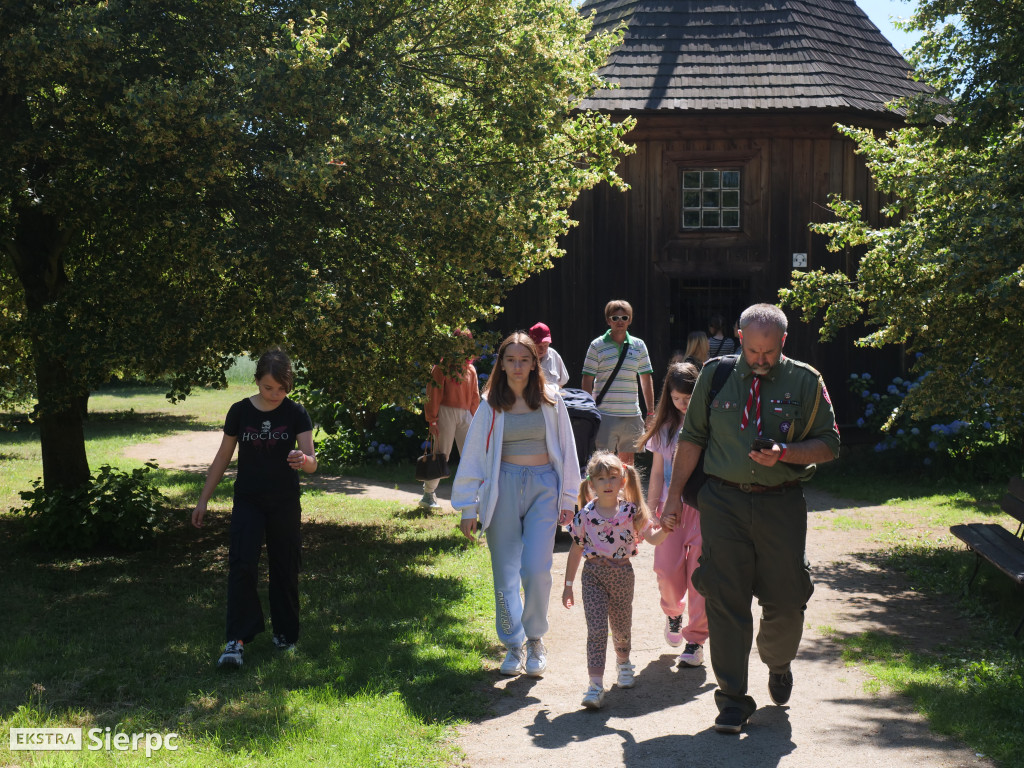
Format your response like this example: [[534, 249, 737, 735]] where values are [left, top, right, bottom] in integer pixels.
[[609, 315, 630, 322]]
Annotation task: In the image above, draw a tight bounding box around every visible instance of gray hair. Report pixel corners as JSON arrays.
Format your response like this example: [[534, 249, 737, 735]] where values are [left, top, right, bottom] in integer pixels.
[[739, 303, 788, 334]]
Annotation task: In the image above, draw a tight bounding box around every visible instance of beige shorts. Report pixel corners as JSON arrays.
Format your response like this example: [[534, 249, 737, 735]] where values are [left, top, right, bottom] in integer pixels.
[[595, 414, 645, 454]]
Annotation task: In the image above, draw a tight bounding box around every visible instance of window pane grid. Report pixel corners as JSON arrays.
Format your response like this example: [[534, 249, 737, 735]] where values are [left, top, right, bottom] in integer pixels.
[[680, 167, 741, 230]]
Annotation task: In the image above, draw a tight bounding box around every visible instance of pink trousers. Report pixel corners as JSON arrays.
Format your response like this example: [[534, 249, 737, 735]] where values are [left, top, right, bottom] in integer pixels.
[[653, 501, 708, 645]]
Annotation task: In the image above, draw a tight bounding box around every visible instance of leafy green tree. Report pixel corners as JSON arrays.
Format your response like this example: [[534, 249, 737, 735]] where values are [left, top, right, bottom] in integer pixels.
[[781, 0, 1024, 431], [0, 0, 632, 491]]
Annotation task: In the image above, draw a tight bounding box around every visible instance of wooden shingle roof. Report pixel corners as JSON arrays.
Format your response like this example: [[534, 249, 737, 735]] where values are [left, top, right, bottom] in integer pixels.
[[579, 0, 932, 113]]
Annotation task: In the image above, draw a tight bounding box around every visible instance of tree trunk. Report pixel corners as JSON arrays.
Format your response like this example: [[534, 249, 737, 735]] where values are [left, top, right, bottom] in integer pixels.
[[34, 345, 91, 492], [7, 206, 91, 491]]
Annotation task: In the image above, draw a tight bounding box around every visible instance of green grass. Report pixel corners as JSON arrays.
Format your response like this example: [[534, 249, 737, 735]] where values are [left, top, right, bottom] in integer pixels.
[[814, 458, 1024, 768], [838, 631, 1024, 767], [0, 382, 497, 767]]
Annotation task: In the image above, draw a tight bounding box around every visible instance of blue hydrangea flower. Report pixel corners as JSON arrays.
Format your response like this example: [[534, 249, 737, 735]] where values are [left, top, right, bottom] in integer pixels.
[[911, 427, 920, 436], [892, 377, 904, 385], [887, 385, 899, 395], [383, 454, 391, 461], [421, 440, 430, 450], [896, 429, 905, 436], [370, 440, 379, 448], [404, 429, 415, 438], [928, 440, 938, 450], [861, 373, 872, 379], [873, 443, 887, 452], [856, 417, 865, 427], [861, 390, 871, 398], [923, 457, 932, 466], [983, 421, 992, 430]]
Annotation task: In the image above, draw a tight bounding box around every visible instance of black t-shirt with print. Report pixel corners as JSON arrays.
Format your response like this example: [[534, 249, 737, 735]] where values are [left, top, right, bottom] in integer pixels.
[[224, 397, 313, 498]]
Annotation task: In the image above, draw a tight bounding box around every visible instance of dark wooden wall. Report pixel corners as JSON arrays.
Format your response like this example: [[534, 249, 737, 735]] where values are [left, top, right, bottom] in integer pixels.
[[498, 110, 908, 424]]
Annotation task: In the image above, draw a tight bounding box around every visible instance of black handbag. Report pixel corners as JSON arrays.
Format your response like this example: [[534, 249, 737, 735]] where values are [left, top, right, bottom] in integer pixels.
[[415, 438, 450, 482], [682, 355, 738, 508]]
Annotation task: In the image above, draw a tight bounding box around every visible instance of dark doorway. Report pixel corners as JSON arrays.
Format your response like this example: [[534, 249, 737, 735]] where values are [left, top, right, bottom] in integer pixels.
[[668, 278, 751, 355]]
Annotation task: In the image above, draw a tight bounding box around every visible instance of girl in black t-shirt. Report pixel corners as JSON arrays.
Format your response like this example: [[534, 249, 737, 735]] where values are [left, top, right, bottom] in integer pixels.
[[191, 348, 316, 668]]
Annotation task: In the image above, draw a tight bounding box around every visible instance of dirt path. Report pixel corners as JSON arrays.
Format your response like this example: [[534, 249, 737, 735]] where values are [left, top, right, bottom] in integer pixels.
[[128, 431, 993, 768]]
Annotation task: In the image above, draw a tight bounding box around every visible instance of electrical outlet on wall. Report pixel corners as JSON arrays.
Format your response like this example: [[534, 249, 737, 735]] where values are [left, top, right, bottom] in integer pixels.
[[792, 252, 808, 268]]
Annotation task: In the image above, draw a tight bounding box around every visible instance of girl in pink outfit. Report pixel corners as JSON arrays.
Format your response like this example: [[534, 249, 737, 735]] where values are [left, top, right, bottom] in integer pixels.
[[562, 451, 668, 710], [639, 362, 708, 667]]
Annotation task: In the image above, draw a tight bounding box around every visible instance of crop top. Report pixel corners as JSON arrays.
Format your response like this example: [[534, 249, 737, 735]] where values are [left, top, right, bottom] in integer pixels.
[[502, 408, 546, 456]]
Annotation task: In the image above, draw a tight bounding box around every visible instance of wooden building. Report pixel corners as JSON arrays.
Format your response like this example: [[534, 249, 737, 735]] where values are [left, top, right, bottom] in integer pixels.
[[500, 0, 933, 422]]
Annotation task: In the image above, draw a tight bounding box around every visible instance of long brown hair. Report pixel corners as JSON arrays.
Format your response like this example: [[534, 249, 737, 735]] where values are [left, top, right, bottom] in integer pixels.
[[578, 451, 651, 533], [639, 362, 699, 448], [484, 332, 554, 412]]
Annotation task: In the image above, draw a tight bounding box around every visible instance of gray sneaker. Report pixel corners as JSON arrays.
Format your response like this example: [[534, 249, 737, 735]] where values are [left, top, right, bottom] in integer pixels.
[[217, 640, 244, 669], [499, 645, 525, 676], [525, 639, 547, 677], [418, 492, 441, 511]]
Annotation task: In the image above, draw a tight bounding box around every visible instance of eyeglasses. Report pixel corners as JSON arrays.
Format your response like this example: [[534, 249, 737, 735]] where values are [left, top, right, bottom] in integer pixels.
[[609, 315, 630, 322]]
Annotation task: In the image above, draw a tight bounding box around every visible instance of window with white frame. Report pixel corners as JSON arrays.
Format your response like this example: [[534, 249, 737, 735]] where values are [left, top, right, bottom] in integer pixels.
[[680, 169, 741, 230]]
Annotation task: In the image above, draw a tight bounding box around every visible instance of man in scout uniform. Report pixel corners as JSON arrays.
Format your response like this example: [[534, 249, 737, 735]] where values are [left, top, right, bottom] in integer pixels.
[[661, 303, 840, 734]]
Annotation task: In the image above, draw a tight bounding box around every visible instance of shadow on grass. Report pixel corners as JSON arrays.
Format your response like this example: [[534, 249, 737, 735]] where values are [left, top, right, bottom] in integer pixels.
[[0, 512, 489, 753], [0, 411, 214, 449], [798, 544, 1024, 767]]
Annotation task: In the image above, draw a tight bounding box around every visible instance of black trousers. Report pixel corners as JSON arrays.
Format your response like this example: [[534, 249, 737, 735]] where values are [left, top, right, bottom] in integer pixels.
[[225, 493, 302, 644]]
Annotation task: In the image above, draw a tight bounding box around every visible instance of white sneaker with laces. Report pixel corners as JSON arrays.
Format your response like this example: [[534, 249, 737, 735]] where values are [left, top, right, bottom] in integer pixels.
[[419, 492, 441, 511], [581, 683, 606, 709], [677, 642, 704, 667], [525, 638, 547, 677], [616, 661, 636, 688], [499, 645, 525, 676], [664, 614, 684, 647], [217, 639, 244, 669]]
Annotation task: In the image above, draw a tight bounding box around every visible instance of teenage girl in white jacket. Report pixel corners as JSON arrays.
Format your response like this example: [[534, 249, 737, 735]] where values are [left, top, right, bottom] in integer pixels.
[[453, 331, 580, 678]]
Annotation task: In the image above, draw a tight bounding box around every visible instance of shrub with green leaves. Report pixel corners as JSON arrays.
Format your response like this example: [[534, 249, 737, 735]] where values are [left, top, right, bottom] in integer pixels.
[[848, 371, 1022, 478], [14, 464, 171, 551]]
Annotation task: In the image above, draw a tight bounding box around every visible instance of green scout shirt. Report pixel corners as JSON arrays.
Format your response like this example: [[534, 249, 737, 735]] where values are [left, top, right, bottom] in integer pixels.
[[680, 354, 840, 486]]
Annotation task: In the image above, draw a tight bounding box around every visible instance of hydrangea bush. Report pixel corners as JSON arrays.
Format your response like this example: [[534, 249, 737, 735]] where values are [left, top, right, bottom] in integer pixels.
[[296, 345, 496, 471], [848, 370, 1019, 476]]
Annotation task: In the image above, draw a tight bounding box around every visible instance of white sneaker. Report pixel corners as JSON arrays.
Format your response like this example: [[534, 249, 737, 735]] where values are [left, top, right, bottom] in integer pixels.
[[664, 615, 683, 647], [616, 661, 636, 688], [419, 492, 441, 511], [499, 645, 525, 676], [217, 640, 243, 669], [677, 642, 704, 667], [581, 683, 606, 709], [525, 639, 547, 677]]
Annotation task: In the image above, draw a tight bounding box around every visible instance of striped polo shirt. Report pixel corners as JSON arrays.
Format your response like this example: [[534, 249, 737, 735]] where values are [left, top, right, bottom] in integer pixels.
[[582, 331, 654, 416]]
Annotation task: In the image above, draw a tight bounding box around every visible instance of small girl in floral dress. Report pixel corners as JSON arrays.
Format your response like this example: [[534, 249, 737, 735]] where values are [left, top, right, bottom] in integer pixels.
[[562, 451, 668, 709]]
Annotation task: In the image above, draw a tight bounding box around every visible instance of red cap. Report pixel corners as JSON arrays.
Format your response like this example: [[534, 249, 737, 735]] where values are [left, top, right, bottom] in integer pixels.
[[529, 322, 552, 344]]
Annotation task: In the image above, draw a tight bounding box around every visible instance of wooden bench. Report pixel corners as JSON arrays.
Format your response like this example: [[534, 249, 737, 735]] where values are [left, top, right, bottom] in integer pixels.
[[950, 476, 1024, 636]]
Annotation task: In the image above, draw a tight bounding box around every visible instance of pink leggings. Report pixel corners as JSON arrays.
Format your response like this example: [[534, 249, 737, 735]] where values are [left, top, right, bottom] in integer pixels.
[[582, 557, 635, 675]]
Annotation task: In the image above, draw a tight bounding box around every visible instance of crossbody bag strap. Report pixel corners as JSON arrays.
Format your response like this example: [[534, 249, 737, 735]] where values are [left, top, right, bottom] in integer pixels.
[[795, 378, 823, 442], [594, 340, 630, 407]]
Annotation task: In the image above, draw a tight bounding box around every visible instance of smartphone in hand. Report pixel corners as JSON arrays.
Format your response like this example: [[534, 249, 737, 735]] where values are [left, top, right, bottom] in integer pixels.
[[752, 436, 778, 451]]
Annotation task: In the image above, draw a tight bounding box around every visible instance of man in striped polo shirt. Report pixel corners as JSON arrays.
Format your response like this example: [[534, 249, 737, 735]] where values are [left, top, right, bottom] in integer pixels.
[[581, 300, 656, 466]]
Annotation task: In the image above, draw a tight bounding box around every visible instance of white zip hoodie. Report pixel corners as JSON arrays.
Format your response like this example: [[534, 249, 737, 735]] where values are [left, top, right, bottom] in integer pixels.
[[452, 384, 581, 530]]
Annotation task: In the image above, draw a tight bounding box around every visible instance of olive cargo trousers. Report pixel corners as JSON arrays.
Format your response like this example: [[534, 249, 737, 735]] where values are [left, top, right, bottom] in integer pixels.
[[692, 478, 814, 718]]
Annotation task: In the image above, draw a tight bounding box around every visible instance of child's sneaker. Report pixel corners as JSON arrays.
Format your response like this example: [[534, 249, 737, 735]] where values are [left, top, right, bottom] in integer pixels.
[[664, 615, 684, 647], [616, 661, 636, 688], [217, 640, 244, 669], [581, 683, 606, 710], [272, 634, 296, 652], [499, 645, 526, 676], [677, 642, 704, 667]]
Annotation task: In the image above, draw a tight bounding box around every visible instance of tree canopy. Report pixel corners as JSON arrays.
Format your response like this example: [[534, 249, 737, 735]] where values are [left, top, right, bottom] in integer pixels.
[[0, 0, 633, 489], [781, 0, 1024, 431]]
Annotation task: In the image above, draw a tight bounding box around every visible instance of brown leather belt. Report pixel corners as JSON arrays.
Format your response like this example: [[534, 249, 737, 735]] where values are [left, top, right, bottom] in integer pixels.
[[709, 476, 801, 494]]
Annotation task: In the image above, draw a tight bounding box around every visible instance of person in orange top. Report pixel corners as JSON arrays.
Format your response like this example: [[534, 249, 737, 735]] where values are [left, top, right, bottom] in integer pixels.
[[421, 331, 482, 510]]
